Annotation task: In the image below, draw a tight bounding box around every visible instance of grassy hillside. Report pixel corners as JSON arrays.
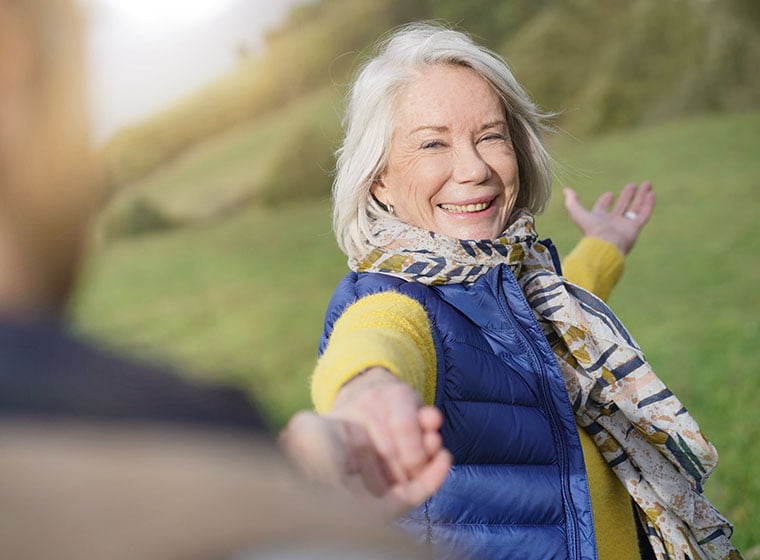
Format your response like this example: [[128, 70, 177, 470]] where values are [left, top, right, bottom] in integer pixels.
[[100, 0, 425, 189], [99, 0, 760, 201], [95, 0, 760, 245], [73, 112, 760, 551], [100, 86, 341, 238]]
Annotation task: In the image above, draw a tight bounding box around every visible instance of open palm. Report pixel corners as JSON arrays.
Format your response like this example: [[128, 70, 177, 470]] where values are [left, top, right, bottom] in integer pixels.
[[563, 182, 655, 255]]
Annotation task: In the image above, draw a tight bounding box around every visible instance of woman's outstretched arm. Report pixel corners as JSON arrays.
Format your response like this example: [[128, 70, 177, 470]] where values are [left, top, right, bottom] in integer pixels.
[[301, 291, 450, 512]]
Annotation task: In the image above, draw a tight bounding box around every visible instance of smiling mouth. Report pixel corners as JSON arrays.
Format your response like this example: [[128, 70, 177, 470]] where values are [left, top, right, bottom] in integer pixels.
[[439, 200, 493, 214]]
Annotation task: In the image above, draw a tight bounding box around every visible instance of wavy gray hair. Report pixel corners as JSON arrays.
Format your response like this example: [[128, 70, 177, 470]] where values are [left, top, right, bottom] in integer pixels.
[[333, 22, 554, 259]]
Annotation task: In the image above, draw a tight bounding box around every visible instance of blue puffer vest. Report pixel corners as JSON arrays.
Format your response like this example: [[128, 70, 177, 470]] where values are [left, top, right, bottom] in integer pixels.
[[319, 260, 598, 560]]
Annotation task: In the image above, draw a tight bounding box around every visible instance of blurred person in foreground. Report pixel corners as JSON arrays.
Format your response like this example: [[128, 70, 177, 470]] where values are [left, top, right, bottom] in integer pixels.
[[309, 23, 740, 560], [0, 2, 445, 558]]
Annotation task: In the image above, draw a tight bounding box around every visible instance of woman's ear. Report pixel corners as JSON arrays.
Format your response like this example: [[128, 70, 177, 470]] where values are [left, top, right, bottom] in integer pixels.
[[370, 177, 391, 208]]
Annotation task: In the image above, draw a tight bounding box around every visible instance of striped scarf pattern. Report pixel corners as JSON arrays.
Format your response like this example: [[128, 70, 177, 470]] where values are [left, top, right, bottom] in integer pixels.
[[351, 210, 740, 560]]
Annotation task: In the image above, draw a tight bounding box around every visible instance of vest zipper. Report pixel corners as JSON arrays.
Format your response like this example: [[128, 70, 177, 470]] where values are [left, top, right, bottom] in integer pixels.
[[494, 265, 584, 560]]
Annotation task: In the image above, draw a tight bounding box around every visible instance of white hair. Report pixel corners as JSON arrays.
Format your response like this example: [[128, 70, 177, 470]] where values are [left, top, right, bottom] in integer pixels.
[[332, 22, 554, 259]]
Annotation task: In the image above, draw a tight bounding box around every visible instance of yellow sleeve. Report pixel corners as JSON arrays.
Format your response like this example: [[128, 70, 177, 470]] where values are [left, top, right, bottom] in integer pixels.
[[562, 237, 625, 302], [310, 291, 437, 414]]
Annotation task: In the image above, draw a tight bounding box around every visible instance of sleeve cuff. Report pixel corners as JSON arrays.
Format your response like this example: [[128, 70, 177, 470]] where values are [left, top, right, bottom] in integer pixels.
[[563, 237, 625, 302], [310, 291, 437, 414]]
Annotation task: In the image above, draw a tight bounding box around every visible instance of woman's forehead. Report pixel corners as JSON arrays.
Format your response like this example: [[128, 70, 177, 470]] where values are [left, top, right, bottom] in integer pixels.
[[392, 65, 506, 130]]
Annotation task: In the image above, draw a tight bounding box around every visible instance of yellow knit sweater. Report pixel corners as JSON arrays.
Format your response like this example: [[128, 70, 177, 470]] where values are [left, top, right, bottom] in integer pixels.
[[312, 237, 641, 560]]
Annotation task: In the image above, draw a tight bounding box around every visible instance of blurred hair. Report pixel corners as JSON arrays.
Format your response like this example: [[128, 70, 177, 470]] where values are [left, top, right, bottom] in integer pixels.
[[333, 22, 554, 259], [0, 0, 94, 309]]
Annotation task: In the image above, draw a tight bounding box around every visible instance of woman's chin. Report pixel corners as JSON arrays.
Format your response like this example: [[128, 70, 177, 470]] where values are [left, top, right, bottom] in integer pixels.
[[435, 226, 504, 241], [432, 219, 506, 241], [431, 206, 509, 241]]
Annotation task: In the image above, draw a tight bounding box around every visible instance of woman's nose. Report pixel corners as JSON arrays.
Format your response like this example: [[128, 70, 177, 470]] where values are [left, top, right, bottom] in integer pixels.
[[452, 144, 491, 185]]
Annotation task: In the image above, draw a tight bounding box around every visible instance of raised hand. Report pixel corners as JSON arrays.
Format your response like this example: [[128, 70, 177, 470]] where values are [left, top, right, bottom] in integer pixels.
[[563, 181, 655, 255]]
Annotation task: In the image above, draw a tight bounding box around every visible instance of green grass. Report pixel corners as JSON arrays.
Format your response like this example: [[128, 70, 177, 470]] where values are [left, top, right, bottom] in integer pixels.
[[73, 111, 760, 551], [75, 199, 345, 426], [100, 86, 341, 235]]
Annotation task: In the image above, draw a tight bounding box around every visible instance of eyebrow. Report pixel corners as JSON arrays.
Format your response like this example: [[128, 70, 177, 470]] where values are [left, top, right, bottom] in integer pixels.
[[408, 120, 508, 135], [479, 120, 509, 132], [409, 125, 448, 135]]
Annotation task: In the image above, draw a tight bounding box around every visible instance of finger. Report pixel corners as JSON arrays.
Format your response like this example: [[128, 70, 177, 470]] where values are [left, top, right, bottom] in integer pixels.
[[563, 188, 594, 231], [627, 181, 655, 223], [421, 430, 443, 458], [591, 191, 615, 214], [350, 445, 394, 497], [278, 410, 315, 458], [417, 406, 444, 432], [611, 183, 637, 215], [385, 448, 453, 514], [562, 187, 579, 209], [418, 406, 445, 463], [562, 187, 585, 217], [388, 398, 428, 477], [280, 412, 357, 485], [279, 411, 330, 464]]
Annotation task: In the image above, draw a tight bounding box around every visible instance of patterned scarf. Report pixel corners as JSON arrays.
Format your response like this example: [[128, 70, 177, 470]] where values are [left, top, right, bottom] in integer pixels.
[[351, 210, 740, 560]]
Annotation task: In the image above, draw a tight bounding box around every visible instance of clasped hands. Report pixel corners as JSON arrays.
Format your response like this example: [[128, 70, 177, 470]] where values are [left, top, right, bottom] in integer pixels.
[[280, 367, 452, 516]]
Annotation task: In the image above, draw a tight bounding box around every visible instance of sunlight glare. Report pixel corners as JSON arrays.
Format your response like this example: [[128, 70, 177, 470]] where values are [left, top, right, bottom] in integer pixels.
[[95, 0, 235, 30]]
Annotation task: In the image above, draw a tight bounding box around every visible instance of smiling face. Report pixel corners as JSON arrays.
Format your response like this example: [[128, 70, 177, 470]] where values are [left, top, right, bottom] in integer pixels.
[[371, 64, 519, 241]]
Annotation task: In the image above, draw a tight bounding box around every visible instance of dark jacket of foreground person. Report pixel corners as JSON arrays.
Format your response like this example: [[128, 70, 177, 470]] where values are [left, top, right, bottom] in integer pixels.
[[0, 317, 268, 432]]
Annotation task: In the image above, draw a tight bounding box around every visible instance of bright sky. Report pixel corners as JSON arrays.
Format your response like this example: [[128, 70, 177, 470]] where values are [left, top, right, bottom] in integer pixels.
[[94, 0, 232, 30], [82, 0, 301, 143]]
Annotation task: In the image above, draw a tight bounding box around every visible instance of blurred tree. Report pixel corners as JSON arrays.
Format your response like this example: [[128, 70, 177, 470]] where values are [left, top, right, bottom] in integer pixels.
[[428, 0, 547, 44]]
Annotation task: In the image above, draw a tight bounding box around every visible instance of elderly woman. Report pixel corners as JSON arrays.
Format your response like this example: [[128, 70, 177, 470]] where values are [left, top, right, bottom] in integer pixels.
[[309, 23, 738, 560]]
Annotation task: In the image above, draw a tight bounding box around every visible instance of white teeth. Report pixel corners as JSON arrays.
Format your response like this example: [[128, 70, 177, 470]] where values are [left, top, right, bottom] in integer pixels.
[[440, 201, 490, 213]]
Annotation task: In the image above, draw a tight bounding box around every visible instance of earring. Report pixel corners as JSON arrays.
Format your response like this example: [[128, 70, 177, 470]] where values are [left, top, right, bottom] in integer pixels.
[[388, 204, 395, 215]]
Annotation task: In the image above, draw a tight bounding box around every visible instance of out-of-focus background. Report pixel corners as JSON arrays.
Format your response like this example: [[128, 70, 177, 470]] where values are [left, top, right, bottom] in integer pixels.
[[72, 0, 759, 551]]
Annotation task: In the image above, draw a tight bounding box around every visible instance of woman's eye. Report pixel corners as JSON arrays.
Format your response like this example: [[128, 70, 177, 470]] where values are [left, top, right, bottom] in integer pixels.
[[480, 133, 505, 143], [421, 140, 444, 149]]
